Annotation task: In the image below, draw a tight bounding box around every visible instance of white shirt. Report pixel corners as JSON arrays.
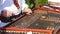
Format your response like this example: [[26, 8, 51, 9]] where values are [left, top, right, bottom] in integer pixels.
[[0, 0, 28, 15], [48, 0, 60, 2], [48, 0, 60, 7]]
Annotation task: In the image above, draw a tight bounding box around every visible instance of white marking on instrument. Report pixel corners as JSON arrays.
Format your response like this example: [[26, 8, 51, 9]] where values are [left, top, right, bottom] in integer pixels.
[[56, 9, 59, 11], [27, 31, 32, 34]]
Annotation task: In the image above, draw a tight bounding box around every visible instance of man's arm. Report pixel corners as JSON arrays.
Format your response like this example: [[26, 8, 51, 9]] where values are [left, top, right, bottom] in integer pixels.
[[18, 0, 32, 15], [21, 0, 28, 10]]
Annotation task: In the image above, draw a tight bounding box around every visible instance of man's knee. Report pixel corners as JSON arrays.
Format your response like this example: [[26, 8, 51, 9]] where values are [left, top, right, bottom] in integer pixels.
[[1, 10, 13, 18]]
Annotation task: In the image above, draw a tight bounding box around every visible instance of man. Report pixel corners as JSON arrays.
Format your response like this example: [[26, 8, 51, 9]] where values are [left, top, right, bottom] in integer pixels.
[[0, 0, 32, 18]]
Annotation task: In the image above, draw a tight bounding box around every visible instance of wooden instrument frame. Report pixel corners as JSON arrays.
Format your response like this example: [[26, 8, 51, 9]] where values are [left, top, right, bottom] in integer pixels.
[[0, 28, 52, 34]]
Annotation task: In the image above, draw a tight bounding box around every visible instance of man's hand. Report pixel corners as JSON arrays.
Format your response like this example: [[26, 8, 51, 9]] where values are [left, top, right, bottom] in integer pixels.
[[24, 8, 32, 15]]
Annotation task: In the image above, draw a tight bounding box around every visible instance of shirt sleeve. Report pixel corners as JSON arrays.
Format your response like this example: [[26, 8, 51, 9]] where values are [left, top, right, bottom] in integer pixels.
[[18, 0, 28, 10], [0, 0, 3, 5], [21, 0, 28, 10], [48, 0, 60, 2]]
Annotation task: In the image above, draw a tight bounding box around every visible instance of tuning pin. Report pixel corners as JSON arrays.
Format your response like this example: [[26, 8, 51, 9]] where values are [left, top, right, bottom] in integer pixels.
[[33, 32, 38, 34], [27, 31, 32, 34], [10, 32, 15, 34], [39, 32, 45, 34], [8, 31, 11, 33], [19, 32, 26, 34], [13, 31, 16, 33], [6, 31, 9, 32]]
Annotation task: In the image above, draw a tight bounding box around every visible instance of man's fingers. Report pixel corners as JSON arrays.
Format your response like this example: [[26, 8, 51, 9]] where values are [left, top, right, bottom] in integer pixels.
[[26, 11, 32, 15], [26, 13, 31, 15], [24, 8, 32, 15]]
